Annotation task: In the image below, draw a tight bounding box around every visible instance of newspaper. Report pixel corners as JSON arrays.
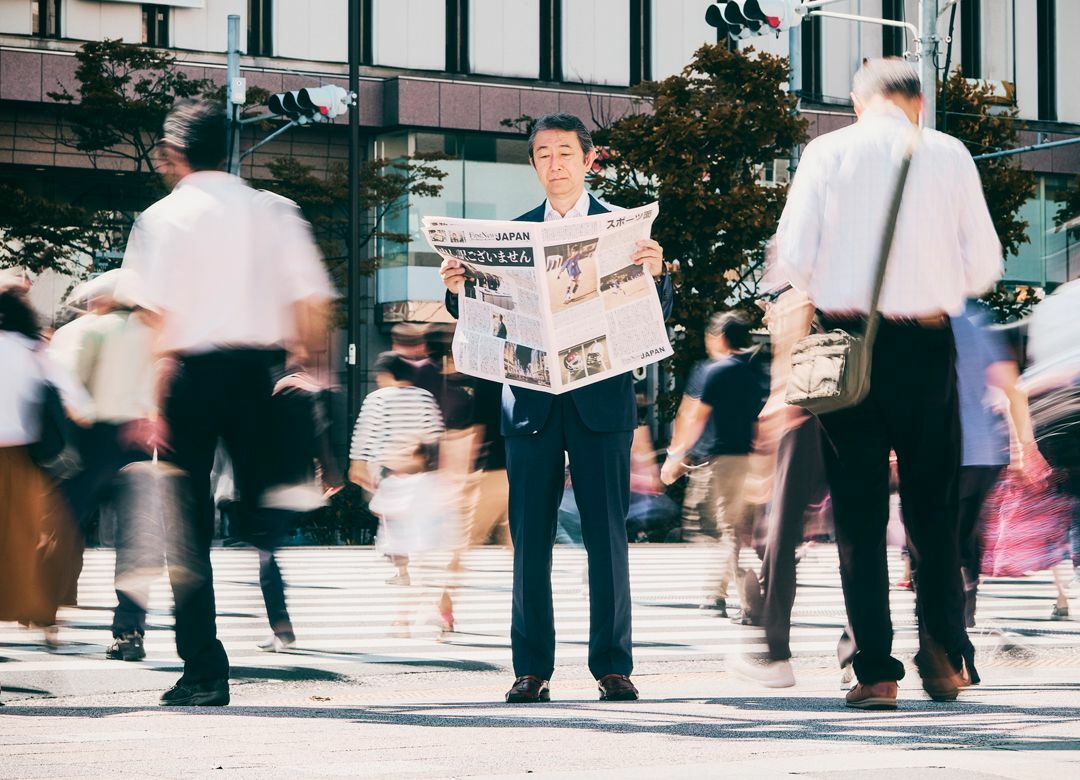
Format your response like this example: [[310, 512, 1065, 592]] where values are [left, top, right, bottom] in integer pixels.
[[422, 203, 672, 394]]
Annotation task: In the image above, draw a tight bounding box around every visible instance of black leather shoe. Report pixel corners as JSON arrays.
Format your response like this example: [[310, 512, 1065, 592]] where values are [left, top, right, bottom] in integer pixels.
[[160, 679, 230, 707], [598, 674, 639, 701], [505, 675, 550, 703]]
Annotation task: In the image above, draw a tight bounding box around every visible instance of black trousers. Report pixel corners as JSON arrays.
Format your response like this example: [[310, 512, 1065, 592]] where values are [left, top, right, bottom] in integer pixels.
[[761, 412, 826, 661], [505, 396, 633, 680], [244, 508, 294, 638], [817, 318, 965, 685], [958, 465, 1005, 587], [164, 348, 283, 683]]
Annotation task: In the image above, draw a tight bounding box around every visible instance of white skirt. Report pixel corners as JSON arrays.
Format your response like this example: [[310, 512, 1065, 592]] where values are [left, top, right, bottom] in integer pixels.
[[370, 472, 461, 556]]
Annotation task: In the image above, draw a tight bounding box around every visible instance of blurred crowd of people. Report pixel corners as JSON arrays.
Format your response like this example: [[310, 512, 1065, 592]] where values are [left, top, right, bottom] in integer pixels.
[[4, 60, 1080, 711]]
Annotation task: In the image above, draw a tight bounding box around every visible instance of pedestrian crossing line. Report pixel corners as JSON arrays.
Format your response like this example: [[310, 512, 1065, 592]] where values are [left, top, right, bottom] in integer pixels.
[[1, 545, 1076, 682]]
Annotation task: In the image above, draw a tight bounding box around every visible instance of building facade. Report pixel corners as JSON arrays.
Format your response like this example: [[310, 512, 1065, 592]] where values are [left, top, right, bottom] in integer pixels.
[[1, 1, 1078, 376]]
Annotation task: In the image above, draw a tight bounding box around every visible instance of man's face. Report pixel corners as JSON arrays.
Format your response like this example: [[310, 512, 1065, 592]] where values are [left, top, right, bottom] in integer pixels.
[[530, 129, 596, 200]]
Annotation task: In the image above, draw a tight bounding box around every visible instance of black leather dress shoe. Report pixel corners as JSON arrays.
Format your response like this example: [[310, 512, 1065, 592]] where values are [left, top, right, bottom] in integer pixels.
[[505, 675, 550, 703], [597, 674, 639, 701], [160, 678, 230, 707]]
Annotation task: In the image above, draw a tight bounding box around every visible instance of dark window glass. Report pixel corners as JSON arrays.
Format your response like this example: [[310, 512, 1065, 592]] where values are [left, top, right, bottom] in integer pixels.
[[142, 5, 170, 48], [248, 0, 273, 56], [881, 0, 904, 58], [960, 0, 982, 78], [801, 14, 822, 100], [446, 0, 469, 73], [1037, 0, 1056, 121], [630, 0, 652, 85], [32, 0, 61, 39], [539, 0, 563, 81]]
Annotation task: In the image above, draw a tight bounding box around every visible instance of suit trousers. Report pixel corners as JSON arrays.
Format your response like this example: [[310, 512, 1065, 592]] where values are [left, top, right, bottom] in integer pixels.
[[761, 413, 826, 661], [164, 348, 284, 683], [505, 394, 633, 680], [817, 318, 965, 685]]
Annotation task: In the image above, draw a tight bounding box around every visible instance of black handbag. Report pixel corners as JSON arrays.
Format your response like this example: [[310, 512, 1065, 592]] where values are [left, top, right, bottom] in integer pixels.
[[28, 380, 82, 480], [786, 130, 920, 415]]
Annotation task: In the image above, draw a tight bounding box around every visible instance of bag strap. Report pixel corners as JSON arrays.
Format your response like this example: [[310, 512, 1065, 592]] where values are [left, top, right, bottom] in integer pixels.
[[863, 129, 922, 349]]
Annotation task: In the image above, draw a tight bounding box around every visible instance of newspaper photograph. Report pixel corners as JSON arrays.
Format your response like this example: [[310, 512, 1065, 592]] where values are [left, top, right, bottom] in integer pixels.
[[422, 202, 672, 394]]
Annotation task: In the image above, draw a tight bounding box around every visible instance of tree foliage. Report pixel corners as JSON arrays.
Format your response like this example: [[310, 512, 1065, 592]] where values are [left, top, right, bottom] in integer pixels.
[[588, 43, 807, 414], [0, 185, 102, 273], [48, 39, 211, 173], [256, 154, 448, 291], [939, 71, 1036, 258]]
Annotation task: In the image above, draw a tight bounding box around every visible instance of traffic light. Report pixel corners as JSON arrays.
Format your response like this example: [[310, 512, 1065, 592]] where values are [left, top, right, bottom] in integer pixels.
[[266, 86, 353, 122], [705, 1, 799, 40], [297, 86, 351, 120]]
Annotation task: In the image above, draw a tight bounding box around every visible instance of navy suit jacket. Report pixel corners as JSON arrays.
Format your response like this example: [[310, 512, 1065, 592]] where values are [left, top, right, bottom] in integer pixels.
[[445, 194, 674, 437]]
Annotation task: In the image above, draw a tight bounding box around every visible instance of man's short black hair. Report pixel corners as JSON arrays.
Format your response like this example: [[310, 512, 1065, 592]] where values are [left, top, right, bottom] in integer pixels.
[[527, 113, 595, 160], [162, 99, 228, 171], [0, 288, 40, 339], [373, 351, 413, 382], [705, 311, 752, 350]]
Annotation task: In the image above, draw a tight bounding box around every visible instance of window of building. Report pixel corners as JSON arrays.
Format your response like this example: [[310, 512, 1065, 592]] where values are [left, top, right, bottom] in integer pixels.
[[142, 5, 170, 48], [539, 0, 562, 81], [562, 0, 630, 86], [629, 0, 651, 85], [980, 0, 1013, 85], [446, 0, 469, 73], [375, 131, 539, 312], [881, 0, 904, 58], [469, 0, 540, 79], [960, 0, 981, 78], [372, 0, 446, 71], [1005, 175, 1078, 288], [248, 0, 273, 56], [801, 14, 823, 100], [32, 0, 60, 39], [1037, 0, 1057, 121], [651, 0, 718, 80]]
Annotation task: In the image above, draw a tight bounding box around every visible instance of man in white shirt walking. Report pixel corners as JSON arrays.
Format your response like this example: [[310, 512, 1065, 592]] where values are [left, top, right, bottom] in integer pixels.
[[116, 100, 334, 706], [775, 59, 1002, 709]]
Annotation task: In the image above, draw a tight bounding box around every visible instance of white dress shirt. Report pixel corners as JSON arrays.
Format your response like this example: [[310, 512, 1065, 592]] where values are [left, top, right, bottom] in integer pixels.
[[114, 171, 335, 355], [0, 333, 91, 446], [775, 103, 1003, 317], [543, 189, 593, 222]]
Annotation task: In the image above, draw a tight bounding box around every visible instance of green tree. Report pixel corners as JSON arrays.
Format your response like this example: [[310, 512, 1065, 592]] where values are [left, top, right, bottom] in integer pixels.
[[258, 154, 448, 293], [0, 185, 101, 274], [939, 71, 1037, 261], [587, 43, 807, 414], [48, 39, 211, 174]]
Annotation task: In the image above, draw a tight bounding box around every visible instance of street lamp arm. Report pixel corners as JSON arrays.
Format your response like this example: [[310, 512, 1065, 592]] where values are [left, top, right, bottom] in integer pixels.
[[807, 10, 920, 55]]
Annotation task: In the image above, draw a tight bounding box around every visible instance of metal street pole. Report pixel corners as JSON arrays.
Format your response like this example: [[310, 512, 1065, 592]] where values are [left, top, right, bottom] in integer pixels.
[[347, 0, 363, 420], [919, 0, 938, 130], [788, 23, 802, 172], [226, 15, 241, 175]]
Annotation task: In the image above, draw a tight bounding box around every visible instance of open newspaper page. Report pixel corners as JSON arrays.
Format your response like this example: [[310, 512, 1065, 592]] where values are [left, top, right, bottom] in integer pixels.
[[537, 203, 672, 392], [422, 202, 671, 394], [422, 217, 555, 392]]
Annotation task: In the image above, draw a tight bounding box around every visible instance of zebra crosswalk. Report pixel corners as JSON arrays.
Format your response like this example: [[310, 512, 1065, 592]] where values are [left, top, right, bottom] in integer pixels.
[[1, 544, 1078, 680]]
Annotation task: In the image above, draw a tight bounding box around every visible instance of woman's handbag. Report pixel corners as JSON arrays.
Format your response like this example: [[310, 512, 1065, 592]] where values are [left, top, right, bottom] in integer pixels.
[[786, 131, 920, 415], [981, 472, 1073, 578], [28, 380, 82, 480]]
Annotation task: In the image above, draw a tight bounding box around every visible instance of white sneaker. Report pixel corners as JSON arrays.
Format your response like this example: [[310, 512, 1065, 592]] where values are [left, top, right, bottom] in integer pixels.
[[257, 635, 296, 653], [728, 654, 796, 688]]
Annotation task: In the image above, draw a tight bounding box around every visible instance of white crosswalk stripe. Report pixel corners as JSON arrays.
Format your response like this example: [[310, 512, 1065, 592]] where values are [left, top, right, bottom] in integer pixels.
[[1, 545, 1077, 676]]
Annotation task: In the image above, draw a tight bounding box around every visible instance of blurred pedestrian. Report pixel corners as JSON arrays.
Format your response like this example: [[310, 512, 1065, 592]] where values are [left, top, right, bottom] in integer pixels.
[[255, 357, 345, 652], [668, 315, 724, 547], [50, 271, 159, 661], [0, 287, 85, 647], [774, 58, 1002, 709], [661, 312, 769, 617], [728, 286, 826, 688], [114, 99, 334, 706], [349, 352, 451, 629]]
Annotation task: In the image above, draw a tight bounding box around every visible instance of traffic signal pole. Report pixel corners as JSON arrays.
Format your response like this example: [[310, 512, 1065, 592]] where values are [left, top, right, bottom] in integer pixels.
[[918, 0, 939, 130], [347, 0, 363, 420], [226, 14, 241, 175]]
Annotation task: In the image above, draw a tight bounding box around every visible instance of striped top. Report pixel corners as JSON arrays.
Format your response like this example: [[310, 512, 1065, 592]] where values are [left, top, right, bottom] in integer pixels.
[[349, 385, 444, 468]]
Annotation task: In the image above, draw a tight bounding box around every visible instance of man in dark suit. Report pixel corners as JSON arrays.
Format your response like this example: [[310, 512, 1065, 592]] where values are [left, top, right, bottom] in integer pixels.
[[440, 113, 673, 703]]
